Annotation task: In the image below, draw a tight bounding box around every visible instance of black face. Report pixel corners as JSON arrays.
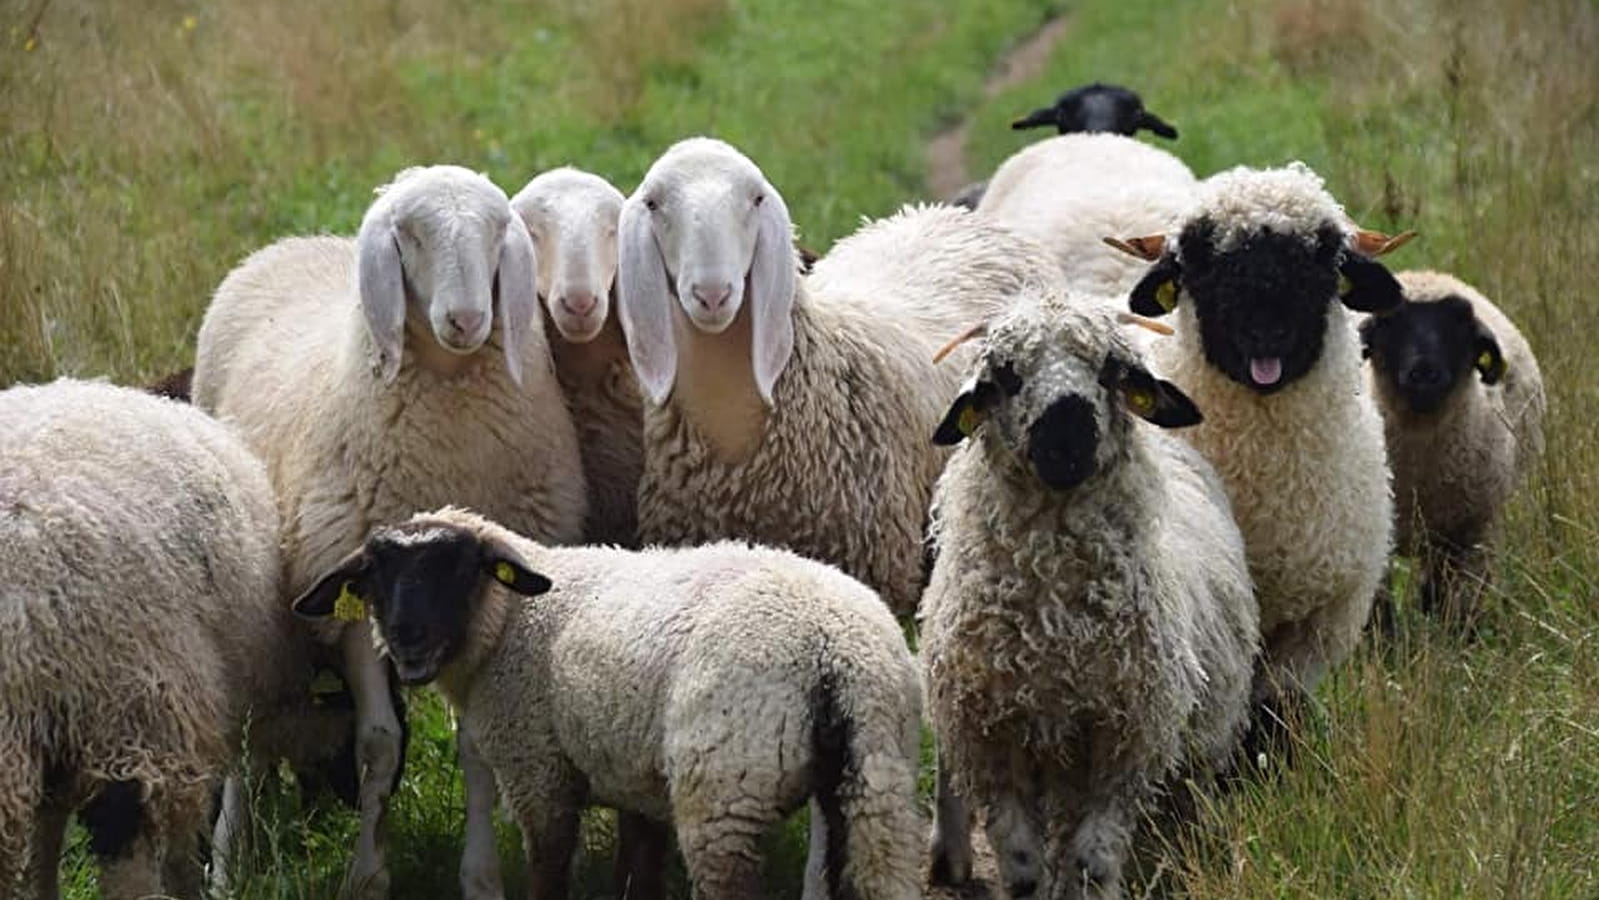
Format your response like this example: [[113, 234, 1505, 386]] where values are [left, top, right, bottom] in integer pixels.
[[1012, 83, 1178, 139], [1179, 220, 1344, 394], [361, 527, 486, 685], [1361, 296, 1497, 414], [1027, 394, 1100, 490]]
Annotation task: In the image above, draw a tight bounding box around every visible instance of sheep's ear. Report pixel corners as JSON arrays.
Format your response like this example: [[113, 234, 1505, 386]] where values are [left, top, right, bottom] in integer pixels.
[[749, 186, 798, 406], [617, 195, 678, 405], [1128, 255, 1183, 317], [293, 546, 374, 621], [1337, 253, 1405, 313], [1136, 110, 1179, 139], [1473, 322, 1507, 385], [1357, 315, 1378, 360], [1099, 356, 1202, 428], [934, 375, 1002, 446], [479, 544, 553, 598], [495, 217, 539, 387], [1011, 106, 1056, 131], [356, 212, 406, 384]]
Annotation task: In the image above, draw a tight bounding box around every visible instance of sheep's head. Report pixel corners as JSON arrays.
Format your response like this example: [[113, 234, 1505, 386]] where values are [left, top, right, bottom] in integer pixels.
[[1122, 163, 1406, 394], [618, 137, 799, 406], [512, 167, 625, 344], [357, 166, 539, 385], [292, 516, 551, 686], [1360, 272, 1505, 414], [1011, 82, 1178, 139], [933, 296, 1201, 492]]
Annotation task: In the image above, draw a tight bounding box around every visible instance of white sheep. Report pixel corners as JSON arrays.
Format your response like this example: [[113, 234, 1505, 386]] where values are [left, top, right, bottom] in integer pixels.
[[918, 295, 1258, 898], [192, 164, 587, 897], [0, 379, 325, 899], [1360, 269, 1546, 625], [292, 507, 924, 900], [510, 166, 643, 548], [977, 133, 1198, 299], [617, 137, 1056, 615], [1118, 162, 1404, 733]]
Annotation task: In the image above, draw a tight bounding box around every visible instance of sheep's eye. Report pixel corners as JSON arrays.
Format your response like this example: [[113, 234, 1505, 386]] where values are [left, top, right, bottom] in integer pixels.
[[644, 197, 660, 212], [753, 193, 765, 208]]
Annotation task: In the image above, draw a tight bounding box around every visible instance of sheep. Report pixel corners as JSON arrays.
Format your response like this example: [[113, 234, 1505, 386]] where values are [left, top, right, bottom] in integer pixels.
[[192, 164, 587, 898], [1115, 162, 1405, 734], [0, 379, 325, 899], [951, 83, 1179, 210], [918, 294, 1258, 899], [1360, 269, 1546, 626], [511, 166, 643, 547], [292, 506, 924, 900], [976, 133, 1198, 300], [617, 137, 1055, 616], [143, 365, 194, 401]]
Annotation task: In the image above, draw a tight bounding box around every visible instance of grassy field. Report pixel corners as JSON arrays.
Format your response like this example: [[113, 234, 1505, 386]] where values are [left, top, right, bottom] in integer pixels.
[[5, 0, 1597, 896]]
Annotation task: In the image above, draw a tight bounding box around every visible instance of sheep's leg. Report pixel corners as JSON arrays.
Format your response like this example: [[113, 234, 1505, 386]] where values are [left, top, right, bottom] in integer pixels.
[[28, 797, 70, 900], [928, 753, 975, 885], [209, 773, 252, 895], [510, 803, 579, 900], [616, 811, 668, 900], [458, 727, 505, 900], [161, 807, 208, 900], [344, 624, 403, 899], [82, 780, 163, 900], [1052, 732, 1140, 900], [985, 790, 1046, 899], [1425, 538, 1493, 632], [675, 805, 772, 900]]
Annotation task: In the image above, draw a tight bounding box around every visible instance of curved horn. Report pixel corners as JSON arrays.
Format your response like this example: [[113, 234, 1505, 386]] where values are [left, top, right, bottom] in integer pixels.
[[1350, 228, 1418, 257], [933, 322, 989, 364], [1103, 234, 1167, 261], [1116, 311, 1176, 336]]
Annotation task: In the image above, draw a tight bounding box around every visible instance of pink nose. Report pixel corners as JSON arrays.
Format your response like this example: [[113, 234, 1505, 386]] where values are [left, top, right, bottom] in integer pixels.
[[560, 290, 597, 317], [447, 310, 485, 336], [691, 282, 732, 311]]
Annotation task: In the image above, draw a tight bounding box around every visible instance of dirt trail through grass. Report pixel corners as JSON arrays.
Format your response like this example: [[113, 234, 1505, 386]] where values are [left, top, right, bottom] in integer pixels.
[[925, 14, 1069, 199]]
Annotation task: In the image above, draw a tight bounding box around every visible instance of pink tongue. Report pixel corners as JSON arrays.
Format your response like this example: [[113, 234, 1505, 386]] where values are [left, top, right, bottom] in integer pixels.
[[1250, 357, 1283, 386]]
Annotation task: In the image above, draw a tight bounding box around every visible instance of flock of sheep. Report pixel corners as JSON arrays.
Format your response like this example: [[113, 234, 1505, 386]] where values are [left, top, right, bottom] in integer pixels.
[[0, 83, 1548, 900]]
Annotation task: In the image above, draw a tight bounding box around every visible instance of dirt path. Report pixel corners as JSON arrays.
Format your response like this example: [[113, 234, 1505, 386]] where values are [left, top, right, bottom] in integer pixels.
[[925, 15, 1071, 200]]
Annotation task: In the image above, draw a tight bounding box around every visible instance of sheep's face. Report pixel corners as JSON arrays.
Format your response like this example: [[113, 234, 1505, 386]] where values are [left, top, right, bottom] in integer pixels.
[[1361, 296, 1505, 414], [390, 174, 514, 354], [1012, 82, 1178, 139], [514, 171, 624, 344], [934, 302, 1201, 492], [291, 522, 551, 686]]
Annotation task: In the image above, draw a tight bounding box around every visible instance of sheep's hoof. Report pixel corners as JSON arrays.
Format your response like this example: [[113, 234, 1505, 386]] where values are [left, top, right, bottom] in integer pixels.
[[928, 839, 972, 886]]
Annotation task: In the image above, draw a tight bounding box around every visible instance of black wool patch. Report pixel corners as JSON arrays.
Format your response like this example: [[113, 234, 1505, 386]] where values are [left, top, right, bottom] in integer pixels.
[[81, 779, 145, 860]]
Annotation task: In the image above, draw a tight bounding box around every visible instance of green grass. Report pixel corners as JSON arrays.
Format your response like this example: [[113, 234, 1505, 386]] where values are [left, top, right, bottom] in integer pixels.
[[6, 0, 1598, 895]]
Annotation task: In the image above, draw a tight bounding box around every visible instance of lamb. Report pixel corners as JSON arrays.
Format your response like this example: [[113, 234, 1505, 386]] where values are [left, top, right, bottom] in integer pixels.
[[0, 379, 322, 899], [192, 164, 586, 897], [292, 506, 924, 900], [617, 137, 1055, 616], [951, 83, 1180, 210], [918, 295, 1258, 898], [977, 133, 1198, 300], [1360, 270, 1546, 626], [1116, 161, 1405, 730], [511, 166, 642, 547]]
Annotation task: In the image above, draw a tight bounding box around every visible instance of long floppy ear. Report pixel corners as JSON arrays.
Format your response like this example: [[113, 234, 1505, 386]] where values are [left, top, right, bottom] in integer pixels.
[[1098, 356, 1202, 428], [749, 184, 797, 406], [933, 375, 1001, 446], [1473, 321, 1507, 384], [1129, 254, 1183, 317], [1011, 106, 1056, 130], [357, 209, 406, 384], [478, 536, 554, 598], [1136, 110, 1179, 139], [495, 218, 539, 387], [617, 195, 678, 405], [1337, 252, 1405, 313], [292, 544, 374, 621]]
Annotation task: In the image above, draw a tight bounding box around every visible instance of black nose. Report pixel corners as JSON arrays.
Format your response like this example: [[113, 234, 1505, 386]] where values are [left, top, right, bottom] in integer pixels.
[[1246, 323, 1291, 347], [1401, 362, 1443, 388], [1027, 395, 1099, 491]]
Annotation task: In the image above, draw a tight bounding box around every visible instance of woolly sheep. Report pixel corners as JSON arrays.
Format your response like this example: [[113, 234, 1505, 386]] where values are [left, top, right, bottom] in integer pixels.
[[952, 83, 1180, 210], [919, 295, 1258, 898], [1120, 162, 1405, 724], [511, 166, 643, 547], [1360, 270, 1546, 625], [977, 133, 1198, 300], [617, 137, 1055, 615], [193, 164, 587, 897], [292, 507, 924, 900], [0, 379, 323, 899]]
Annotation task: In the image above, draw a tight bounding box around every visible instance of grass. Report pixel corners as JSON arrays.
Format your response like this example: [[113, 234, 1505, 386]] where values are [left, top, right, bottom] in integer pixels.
[[5, 0, 1597, 896]]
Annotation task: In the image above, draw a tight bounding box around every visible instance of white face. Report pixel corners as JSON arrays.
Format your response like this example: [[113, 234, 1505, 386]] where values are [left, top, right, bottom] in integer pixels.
[[515, 172, 625, 344], [635, 154, 768, 335], [391, 173, 510, 355]]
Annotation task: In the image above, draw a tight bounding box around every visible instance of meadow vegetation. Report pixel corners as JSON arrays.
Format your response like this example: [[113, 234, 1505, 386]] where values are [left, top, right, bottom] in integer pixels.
[[3, 0, 1595, 895]]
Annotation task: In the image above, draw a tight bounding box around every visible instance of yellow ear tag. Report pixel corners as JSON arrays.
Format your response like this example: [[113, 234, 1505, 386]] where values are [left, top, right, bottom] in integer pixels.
[[1128, 387, 1157, 416], [494, 561, 517, 586], [1155, 280, 1178, 312], [1338, 274, 1354, 296], [957, 404, 984, 437], [332, 581, 367, 621]]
